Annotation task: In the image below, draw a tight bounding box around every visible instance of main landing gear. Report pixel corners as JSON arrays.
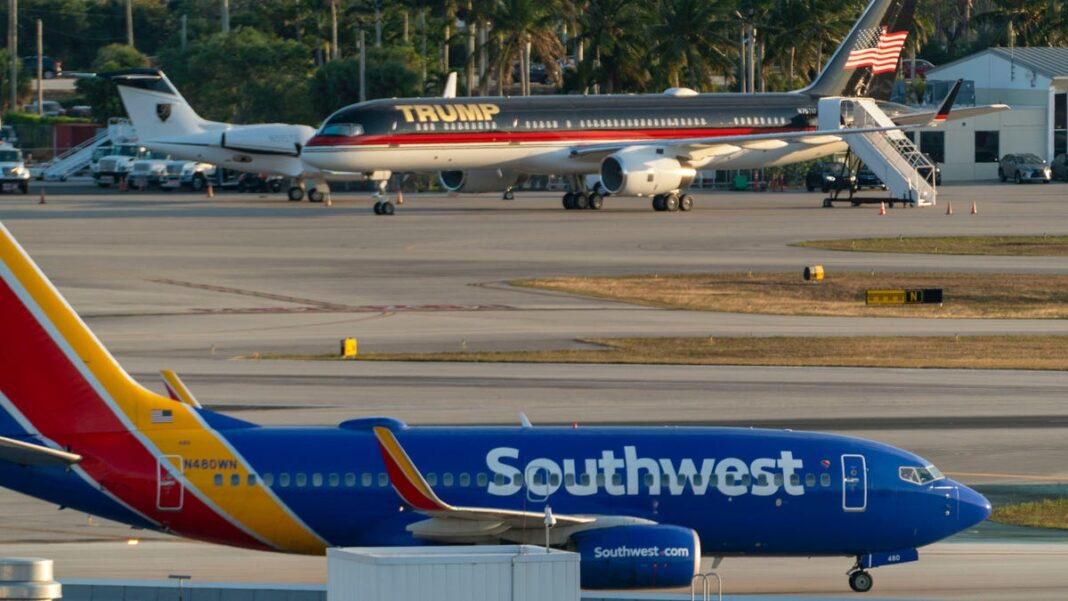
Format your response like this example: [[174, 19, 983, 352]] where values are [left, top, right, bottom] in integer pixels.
[[561, 176, 606, 211], [652, 192, 695, 212]]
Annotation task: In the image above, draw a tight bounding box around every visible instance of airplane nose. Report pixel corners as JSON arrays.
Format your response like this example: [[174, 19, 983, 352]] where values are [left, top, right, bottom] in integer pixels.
[[956, 481, 992, 528]]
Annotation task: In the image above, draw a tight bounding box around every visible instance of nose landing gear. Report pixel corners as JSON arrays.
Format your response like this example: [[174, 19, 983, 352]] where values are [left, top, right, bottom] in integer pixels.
[[848, 569, 873, 593]]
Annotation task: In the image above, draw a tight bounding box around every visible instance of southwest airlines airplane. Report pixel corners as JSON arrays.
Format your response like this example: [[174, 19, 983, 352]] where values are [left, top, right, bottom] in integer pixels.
[[303, 0, 1002, 215], [0, 223, 989, 593]]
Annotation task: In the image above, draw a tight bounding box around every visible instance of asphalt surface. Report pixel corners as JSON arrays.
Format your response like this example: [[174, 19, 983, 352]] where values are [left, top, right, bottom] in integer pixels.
[[0, 182, 1066, 599]]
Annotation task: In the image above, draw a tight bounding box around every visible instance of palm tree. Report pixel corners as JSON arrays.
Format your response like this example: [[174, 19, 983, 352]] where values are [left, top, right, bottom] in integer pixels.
[[577, 0, 651, 93], [484, 0, 565, 95], [973, 0, 1068, 47], [649, 0, 734, 90]]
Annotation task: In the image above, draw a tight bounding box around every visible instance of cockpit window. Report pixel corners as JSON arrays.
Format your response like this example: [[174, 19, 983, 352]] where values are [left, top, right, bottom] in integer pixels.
[[899, 465, 945, 485], [319, 123, 363, 137]]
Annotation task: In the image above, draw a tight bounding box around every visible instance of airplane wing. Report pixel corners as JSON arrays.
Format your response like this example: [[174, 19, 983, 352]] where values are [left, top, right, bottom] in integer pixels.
[[0, 436, 81, 467], [891, 104, 1010, 126], [374, 426, 614, 542]]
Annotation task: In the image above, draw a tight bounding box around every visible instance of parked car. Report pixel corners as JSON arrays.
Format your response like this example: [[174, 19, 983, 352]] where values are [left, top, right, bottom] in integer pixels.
[[855, 167, 886, 190], [901, 59, 935, 79], [66, 105, 93, 119], [24, 100, 65, 116], [160, 161, 216, 191], [0, 125, 18, 148], [998, 153, 1051, 184], [805, 161, 856, 193], [1051, 154, 1068, 181], [21, 55, 62, 79], [0, 146, 30, 194]]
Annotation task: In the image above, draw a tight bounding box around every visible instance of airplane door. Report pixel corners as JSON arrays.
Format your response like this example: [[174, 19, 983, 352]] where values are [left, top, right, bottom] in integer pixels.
[[841, 454, 867, 512], [157, 455, 184, 511], [524, 463, 559, 505]]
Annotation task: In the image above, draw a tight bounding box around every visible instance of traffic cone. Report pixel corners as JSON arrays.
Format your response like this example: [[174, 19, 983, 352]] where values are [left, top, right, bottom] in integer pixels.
[[38, 188, 45, 204], [396, 188, 405, 205], [878, 201, 886, 215], [945, 201, 953, 215], [325, 193, 332, 207], [206, 182, 214, 199], [970, 201, 978, 215]]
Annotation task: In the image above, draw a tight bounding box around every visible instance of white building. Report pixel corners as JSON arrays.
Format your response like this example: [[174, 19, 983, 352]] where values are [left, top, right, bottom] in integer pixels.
[[914, 47, 1068, 182]]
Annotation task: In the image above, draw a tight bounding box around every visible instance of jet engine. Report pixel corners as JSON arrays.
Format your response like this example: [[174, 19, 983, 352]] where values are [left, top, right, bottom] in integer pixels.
[[573, 525, 701, 589], [439, 169, 525, 193], [599, 148, 695, 197]]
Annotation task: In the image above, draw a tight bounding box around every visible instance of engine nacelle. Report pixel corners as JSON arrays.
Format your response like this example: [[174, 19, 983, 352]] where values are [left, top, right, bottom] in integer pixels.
[[599, 148, 695, 197], [573, 525, 701, 590], [439, 169, 524, 193], [220, 124, 315, 156]]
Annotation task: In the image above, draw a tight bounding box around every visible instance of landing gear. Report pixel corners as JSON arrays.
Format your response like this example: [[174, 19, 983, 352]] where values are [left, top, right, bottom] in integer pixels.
[[678, 194, 694, 212], [373, 200, 395, 215], [848, 570, 873, 593], [287, 186, 305, 201], [561, 176, 606, 211], [503, 189, 515, 200], [653, 193, 688, 212], [588, 193, 604, 210], [574, 192, 590, 210], [308, 188, 325, 203]]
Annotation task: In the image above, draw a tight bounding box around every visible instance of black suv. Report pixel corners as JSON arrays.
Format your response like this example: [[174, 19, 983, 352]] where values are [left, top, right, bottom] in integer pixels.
[[805, 161, 856, 193], [21, 56, 61, 79]]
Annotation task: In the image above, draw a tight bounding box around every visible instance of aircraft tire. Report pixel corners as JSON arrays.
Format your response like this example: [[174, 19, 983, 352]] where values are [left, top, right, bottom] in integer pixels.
[[664, 194, 680, 212], [380, 201, 395, 215], [679, 194, 694, 212], [848, 571, 873, 593], [563, 192, 576, 210], [588, 193, 604, 210], [287, 186, 304, 201], [652, 195, 666, 211], [373, 201, 382, 215], [191, 175, 206, 192], [503, 190, 515, 200], [574, 192, 590, 210], [308, 189, 325, 203]]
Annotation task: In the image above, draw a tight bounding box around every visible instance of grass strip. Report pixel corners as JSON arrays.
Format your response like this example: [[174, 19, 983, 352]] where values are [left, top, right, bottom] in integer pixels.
[[991, 498, 1068, 530], [795, 235, 1068, 256], [512, 272, 1068, 319], [252, 335, 1068, 370]]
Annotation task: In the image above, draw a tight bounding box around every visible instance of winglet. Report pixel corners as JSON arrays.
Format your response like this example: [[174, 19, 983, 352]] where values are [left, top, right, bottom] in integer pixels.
[[442, 72, 458, 99], [519, 412, 533, 428], [373, 426, 451, 512], [160, 370, 202, 408], [931, 79, 963, 124]]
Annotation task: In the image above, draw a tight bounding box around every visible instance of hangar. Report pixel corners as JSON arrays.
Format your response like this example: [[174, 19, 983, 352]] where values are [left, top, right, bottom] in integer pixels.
[[907, 47, 1068, 182]]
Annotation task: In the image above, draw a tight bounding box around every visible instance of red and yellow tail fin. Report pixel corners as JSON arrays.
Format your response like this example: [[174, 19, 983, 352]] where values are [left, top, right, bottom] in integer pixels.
[[373, 426, 451, 512]]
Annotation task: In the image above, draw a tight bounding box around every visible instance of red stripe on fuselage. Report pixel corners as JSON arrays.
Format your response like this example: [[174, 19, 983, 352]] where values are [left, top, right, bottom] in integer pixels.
[[0, 279, 268, 550], [306, 126, 812, 148]]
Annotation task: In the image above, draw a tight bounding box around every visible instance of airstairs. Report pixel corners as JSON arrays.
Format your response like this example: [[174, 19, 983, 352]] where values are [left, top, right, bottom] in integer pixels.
[[41, 118, 138, 182], [818, 97, 937, 207]]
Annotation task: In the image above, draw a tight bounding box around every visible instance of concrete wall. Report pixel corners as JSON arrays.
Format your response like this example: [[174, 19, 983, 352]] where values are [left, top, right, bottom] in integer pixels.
[[917, 106, 1048, 182], [59, 580, 325, 601], [928, 53, 1052, 106]]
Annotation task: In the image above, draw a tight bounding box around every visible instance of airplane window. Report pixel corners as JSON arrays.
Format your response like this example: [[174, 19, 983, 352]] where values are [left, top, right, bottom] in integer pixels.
[[494, 473, 505, 485], [531, 471, 544, 486], [361, 473, 373, 487], [805, 474, 816, 487], [295, 473, 307, 487], [757, 474, 769, 486], [549, 473, 560, 487], [565, 120, 571, 128], [709, 475, 718, 486], [214, 474, 222, 486], [378, 473, 388, 487], [247, 474, 257, 486], [565, 473, 575, 486], [344, 473, 356, 487], [319, 123, 363, 137], [328, 473, 340, 487], [279, 473, 290, 488], [660, 474, 670, 487], [512, 474, 522, 487], [391, 121, 397, 131], [774, 474, 784, 486], [927, 465, 945, 480], [477, 473, 488, 487], [231, 474, 240, 487], [644, 473, 655, 487], [820, 473, 831, 487], [741, 475, 752, 486], [427, 473, 438, 486], [612, 474, 623, 487], [459, 473, 471, 487], [263, 473, 274, 487], [790, 474, 800, 487], [443, 472, 454, 487], [596, 473, 605, 487], [693, 475, 703, 486], [312, 474, 323, 488]]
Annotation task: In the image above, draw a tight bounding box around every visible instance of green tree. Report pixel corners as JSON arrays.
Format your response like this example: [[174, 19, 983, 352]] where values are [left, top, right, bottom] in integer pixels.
[[574, 0, 650, 93], [160, 27, 315, 124], [74, 44, 148, 122], [0, 49, 32, 112], [486, 0, 564, 95], [649, 0, 733, 90], [309, 46, 422, 117]]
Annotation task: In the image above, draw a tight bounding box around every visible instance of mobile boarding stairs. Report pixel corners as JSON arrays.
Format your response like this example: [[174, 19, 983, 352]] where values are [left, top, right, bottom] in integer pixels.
[[818, 96, 938, 207], [40, 118, 137, 182]]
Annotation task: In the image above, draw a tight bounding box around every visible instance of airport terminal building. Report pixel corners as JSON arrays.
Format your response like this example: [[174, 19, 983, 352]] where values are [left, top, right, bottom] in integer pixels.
[[912, 47, 1068, 182]]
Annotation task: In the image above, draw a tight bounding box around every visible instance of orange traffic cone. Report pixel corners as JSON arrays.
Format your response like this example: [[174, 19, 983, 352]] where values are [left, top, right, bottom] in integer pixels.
[[945, 201, 953, 215], [38, 188, 45, 204], [325, 193, 333, 207], [206, 182, 214, 199], [396, 188, 404, 205], [970, 201, 978, 215], [878, 201, 886, 215]]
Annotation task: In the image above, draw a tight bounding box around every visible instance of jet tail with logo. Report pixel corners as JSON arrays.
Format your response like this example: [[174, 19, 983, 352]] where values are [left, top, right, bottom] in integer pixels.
[[798, 0, 917, 100], [98, 68, 222, 141]]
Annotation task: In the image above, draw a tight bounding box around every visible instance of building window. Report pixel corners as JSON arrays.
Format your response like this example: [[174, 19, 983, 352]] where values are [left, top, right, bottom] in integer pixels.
[[1056, 93, 1067, 156], [920, 131, 945, 163], [974, 131, 999, 163]]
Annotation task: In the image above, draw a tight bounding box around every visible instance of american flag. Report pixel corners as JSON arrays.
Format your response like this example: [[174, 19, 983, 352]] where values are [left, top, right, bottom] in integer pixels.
[[151, 409, 174, 424], [844, 27, 908, 74]]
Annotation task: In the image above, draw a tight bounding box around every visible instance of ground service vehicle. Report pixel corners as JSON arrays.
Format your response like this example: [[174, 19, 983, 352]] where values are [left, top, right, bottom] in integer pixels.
[[0, 146, 30, 193]]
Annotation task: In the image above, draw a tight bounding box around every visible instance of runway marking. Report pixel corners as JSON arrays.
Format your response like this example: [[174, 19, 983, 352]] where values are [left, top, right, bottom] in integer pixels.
[[946, 471, 1068, 482]]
